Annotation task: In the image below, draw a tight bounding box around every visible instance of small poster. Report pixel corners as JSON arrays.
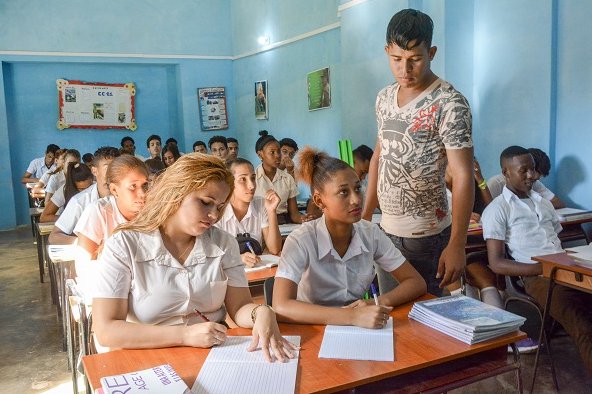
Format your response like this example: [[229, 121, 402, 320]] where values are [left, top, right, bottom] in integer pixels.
[[198, 87, 229, 131], [307, 67, 331, 111], [57, 79, 136, 130], [255, 80, 268, 120]]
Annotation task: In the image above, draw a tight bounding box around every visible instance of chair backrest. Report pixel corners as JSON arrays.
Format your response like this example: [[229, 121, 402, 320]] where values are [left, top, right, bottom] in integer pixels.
[[263, 277, 274, 306]]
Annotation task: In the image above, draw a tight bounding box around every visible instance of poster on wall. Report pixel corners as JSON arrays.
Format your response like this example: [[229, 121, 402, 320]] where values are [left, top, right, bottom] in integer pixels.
[[198, 87, 229, 131], [56, 79, 136, 130], [255, 80, 268, 120], [307, 67, 331, 111]]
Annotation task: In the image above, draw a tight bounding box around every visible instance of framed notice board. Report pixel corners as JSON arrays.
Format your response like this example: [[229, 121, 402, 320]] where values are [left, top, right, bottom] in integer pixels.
[[56, 79, 137, 130], [198, 87, 228, 131]]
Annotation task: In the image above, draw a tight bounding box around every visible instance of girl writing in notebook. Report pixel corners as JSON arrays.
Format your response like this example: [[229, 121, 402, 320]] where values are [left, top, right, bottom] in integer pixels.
[[92, 153, 296, 361], [273, 147, 426, 329], [215, 158, 282, 267]]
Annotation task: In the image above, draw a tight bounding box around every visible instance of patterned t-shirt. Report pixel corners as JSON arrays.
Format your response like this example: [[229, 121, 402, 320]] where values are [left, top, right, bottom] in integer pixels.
[[375, 78, 472, 238]]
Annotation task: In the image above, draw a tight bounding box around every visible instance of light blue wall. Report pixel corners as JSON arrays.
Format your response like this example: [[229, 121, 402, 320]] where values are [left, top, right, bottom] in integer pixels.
[[0, 0, 234, 228], [0, 0, 232, 56], [2, 0, 591, 228], [555, 1, 592, 209], [472, 0, 554, 182]]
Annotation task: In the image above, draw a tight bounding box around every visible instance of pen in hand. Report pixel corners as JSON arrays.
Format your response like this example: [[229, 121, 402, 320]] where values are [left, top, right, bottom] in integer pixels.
[[193, 308, 210, 322], [370, 283, 380, 306], [245, 241, 256, 255]]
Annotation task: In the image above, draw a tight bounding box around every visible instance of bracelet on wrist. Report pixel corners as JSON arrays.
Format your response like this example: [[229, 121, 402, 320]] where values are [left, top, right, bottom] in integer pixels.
[[251, 304, 275, 324], [478, 179, 487, 190]]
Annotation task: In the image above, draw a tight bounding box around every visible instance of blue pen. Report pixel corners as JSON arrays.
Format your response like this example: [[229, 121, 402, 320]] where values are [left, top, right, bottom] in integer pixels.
[[370, 283, 379, 306], [245, 241, 256, 255]]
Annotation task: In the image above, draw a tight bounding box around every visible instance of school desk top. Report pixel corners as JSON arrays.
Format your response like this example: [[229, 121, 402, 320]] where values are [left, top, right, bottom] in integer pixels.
[[83, 295, 525, 393]]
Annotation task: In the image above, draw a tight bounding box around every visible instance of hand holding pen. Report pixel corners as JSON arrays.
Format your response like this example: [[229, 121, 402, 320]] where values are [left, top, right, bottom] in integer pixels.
[[242, 241, 261, 268]]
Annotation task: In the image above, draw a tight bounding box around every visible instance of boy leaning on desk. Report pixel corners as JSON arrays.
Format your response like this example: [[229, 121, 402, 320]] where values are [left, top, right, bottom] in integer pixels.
[[481, 145, 592, 373]]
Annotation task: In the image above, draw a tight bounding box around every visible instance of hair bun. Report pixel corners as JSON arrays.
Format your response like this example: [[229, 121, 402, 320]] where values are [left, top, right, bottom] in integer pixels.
[[258, 130, 268, 137]]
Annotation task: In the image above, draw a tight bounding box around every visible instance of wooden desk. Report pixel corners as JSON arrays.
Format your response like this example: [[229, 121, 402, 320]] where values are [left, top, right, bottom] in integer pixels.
[[30, 207, 44, 281], [36, 222, 55, 291], [530, 252, 592, 390], [83, 297, 526, 393]]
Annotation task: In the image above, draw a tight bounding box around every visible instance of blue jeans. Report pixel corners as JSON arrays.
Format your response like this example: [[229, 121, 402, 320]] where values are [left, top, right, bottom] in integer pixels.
[[378, 226, 451, 297]]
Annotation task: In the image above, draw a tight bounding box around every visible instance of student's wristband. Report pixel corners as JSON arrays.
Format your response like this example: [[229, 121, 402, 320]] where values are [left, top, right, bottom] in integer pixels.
[[251, 304, 275, 324], [478, 179, 487, 190]]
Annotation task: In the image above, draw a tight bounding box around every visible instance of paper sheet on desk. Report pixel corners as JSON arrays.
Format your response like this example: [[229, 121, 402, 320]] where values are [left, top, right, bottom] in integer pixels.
[[192, 336, 300, 394], [244, 254, 280, 273], [318, 318, 394, 361], [566, 243, 592, 267]]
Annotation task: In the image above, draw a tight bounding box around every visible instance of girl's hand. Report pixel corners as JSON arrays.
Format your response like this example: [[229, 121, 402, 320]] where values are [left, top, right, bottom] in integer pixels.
[[473, 159, 484, 182], [343, 299, 373, 308], [241, 252, 261, 268], [470, 212, 481, 223], [281, 156, 295, 173], [183, 322, 227, 348], [264, 189, 281, 213], [351, 304, 393, 329], [248, 306, 299, 363]]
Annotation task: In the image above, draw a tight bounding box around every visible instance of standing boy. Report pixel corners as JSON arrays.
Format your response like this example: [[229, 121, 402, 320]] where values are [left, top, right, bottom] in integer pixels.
[[362, 9, 474, 295]]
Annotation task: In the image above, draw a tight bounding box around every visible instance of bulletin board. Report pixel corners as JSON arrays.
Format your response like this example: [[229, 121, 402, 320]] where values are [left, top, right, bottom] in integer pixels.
[[56, 79, 137, 130], [198, 87, 228, 131]]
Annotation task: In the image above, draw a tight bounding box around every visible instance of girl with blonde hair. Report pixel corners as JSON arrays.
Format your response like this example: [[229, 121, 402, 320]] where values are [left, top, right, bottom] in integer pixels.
[[92, 153, 296, 361]]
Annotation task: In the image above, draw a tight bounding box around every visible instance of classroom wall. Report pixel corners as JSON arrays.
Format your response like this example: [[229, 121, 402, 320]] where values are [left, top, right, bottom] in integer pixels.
[[0, 0, 235, 228], [555, 1, 592, 209], [1, 0, 591, 229]]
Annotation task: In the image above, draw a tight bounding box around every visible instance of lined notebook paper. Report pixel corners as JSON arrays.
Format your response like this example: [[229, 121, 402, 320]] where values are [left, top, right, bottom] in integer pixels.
[[192, 336, 300, 394], [244, 255, 280, 273], [318, 318, 394, 361]]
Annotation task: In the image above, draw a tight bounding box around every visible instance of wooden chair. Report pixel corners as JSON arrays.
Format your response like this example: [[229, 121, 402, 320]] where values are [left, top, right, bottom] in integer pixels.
[[65, 279, 93, 393]]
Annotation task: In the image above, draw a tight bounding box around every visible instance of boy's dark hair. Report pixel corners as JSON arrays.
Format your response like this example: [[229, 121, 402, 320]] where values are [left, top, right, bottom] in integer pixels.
[[528, 148, 551, 177], [353, 144, 374, 162], [279, 138, 298, 151], [255, 130, 278, 153], [227, 137, 238, 144], [144, 157, 166, 174], [120, 136, 134, 146], [193, 140, 206, 150], [386, 9, 434, 50], [165, 137, 178, 145], [46, 144, 60, 155], [500, 145, 530, 168], [208, 135, 228, 149], [64, 163, 93, 205], [146, 134, 161, 148], [82, 153, 94, 164], [93, 146, 121, 167]]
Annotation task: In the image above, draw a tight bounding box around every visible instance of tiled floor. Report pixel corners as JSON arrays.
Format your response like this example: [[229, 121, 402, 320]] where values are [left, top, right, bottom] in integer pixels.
[[0, 226, 590, 393]]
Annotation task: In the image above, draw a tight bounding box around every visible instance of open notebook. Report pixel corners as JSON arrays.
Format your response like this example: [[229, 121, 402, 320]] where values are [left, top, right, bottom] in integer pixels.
[[318, 318, 394, 361], [192, 336, 300, 394], [244, 254, 280, 273]]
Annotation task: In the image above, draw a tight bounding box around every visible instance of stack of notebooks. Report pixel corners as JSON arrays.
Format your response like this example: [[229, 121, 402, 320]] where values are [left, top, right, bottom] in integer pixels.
[[409, 295, 525, 345], [556, 207, 592, 222]]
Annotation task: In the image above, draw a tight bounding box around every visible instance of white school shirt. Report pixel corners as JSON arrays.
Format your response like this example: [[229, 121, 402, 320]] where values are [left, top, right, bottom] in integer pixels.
[[215, 197, 269, 245], [487, 174, 554, 201], [74, 196, 126, 245], [94, 226, 248, 325], [45, 171, 65, 194], [276, 216, 406, 306], [55, 183, 100, 234], [26, 156, 56, 179], [254, 165, 298, 214], [50, 186, 66, 215], [481, 186, 563, 264]]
